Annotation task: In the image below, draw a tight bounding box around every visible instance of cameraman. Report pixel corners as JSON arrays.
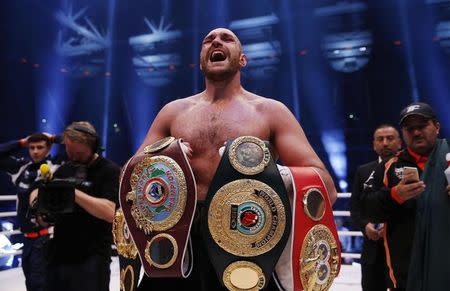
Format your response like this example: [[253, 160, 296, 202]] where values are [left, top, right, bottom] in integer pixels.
[[0, 132, 61, 291], [30, 121, 120, 291]]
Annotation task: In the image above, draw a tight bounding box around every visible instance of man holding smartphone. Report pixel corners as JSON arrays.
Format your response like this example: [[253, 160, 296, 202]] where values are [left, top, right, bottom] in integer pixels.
[[350, 124, 401, 291], [361, 102, 450, 291]]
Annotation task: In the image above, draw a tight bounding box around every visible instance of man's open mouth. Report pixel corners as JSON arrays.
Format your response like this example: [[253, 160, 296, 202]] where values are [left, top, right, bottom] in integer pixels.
[[210, 51, 226, 62]]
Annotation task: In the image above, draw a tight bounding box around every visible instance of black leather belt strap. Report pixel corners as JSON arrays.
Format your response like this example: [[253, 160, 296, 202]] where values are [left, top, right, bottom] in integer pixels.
[[202, 137, 292, 290]]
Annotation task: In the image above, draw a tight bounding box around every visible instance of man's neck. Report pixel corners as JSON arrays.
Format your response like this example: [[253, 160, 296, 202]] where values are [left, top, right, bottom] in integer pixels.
[[204, 73, 243, 102]]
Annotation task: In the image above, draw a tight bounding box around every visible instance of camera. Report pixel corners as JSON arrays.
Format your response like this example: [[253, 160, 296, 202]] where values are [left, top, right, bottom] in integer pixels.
[[34, 177, 92, 224], [37, 179, 76, 215], [32, 162, 93, 223]]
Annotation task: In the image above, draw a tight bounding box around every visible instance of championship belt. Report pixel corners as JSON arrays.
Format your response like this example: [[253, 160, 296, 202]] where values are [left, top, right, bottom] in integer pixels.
[[287, 167, 341, 291], [113, 208, 141, 291], [119, 137, 197, 278], [202, 136, 292, 290]]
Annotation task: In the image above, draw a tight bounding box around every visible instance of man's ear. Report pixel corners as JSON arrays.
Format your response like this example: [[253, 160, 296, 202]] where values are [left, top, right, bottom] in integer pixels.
[[239, 54, 247, 67]]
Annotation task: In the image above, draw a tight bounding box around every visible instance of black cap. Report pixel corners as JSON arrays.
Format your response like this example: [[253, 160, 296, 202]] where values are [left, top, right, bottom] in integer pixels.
[[399, 102, 437, 125]]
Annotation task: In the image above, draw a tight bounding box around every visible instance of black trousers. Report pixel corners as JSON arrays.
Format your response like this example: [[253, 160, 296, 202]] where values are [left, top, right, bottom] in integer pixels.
[[22, 235, 48, 291], [45, 254, 111, 291], [361, 243, 388, 291]]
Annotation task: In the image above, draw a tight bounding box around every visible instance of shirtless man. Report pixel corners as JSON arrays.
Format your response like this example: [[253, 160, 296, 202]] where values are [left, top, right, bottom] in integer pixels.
[[137, 27, 337, 204], [135, 27, 337, 290]]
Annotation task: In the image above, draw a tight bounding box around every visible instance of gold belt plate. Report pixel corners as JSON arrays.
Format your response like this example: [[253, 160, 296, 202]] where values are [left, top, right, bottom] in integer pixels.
[[113, 208, 138, 259], [299, 224, 340, 291], [208, 179, 286, 257], [127, 155, 187, 234]]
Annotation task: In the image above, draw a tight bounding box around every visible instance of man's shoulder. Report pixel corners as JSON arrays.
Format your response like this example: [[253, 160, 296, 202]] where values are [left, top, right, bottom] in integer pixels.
[[160, 95, 199, 115], [358, 160, 379, 171], [247, 94, 288, 113]]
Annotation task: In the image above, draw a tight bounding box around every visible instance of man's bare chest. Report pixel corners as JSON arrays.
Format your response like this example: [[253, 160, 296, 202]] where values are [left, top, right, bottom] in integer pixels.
[[170, 109, 270, 152]]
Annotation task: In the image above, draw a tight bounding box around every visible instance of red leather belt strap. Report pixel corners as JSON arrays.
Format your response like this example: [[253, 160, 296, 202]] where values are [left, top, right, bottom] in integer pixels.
[[289, 167, 341, 291]]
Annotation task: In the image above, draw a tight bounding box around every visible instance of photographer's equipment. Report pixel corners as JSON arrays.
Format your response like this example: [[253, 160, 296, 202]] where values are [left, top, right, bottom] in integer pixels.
[[37, 179, 76, 215]]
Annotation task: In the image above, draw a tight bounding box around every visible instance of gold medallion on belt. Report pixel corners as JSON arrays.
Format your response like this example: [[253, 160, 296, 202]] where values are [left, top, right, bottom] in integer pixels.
[[113, 208, 138, 259], [300, 224, 339, 291], [208, 179, 286, 257], [223, 261, 266, 291], [228, 136, 271, 175], [126, 155, 187, 234]]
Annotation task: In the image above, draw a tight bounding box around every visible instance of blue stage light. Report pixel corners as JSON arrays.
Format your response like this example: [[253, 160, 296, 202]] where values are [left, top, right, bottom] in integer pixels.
[[321, 130, 348, 192], [129, 17, 182, 87], [230, 14, 281, 80], [54, 5, 111, 78]]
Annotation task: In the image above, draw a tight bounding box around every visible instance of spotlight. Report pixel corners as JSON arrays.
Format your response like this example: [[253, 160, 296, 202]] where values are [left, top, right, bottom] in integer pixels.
[[339, 180, 348, 192], [129, 17, 182, 87], [322, 31, 372, 73], [315, 1, 372, 73], [230, 14, 281, 80], [113, 123, 120, 133], [54, 5, 111, 78]]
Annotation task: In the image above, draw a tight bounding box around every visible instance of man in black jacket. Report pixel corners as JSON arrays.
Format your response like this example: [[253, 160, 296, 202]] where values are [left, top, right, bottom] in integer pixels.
[[351, 124, 401, 291], [0, 132, 61, 291], [361, 102, 449, 291], [30, 121, 120, 291]]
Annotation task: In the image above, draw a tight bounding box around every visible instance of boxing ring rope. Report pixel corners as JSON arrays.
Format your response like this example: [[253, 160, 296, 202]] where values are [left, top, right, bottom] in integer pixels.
[[0, 193, 362, 259]]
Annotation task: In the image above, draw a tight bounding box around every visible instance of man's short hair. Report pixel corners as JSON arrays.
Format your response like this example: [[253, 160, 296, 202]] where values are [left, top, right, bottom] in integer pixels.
[[374, 123, 398, 132], [28, 132, 51, 147], [63, 121, 98, 151]]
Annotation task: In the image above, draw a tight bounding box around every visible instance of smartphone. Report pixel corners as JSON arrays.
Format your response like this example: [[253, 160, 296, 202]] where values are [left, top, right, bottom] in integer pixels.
[[403, 166, 420, 182]]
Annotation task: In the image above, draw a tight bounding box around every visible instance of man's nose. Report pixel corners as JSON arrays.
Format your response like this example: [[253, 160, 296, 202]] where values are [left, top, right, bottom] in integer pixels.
[[411, 128, 422, 135], [211, 38, 221, 47]]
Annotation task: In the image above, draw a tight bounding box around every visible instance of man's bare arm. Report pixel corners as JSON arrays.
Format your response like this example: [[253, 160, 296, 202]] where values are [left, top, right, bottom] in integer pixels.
[[268, 100, 338, 204], [74, 189, 116, 222], [136, 101, 182, 153]]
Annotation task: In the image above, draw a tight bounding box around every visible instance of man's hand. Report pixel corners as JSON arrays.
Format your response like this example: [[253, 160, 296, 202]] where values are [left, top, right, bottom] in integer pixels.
[[447, 184, 450, 196], [396, 171, 426, 201], [29, 188, 39, 206], [365, 223, 381, 241]]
